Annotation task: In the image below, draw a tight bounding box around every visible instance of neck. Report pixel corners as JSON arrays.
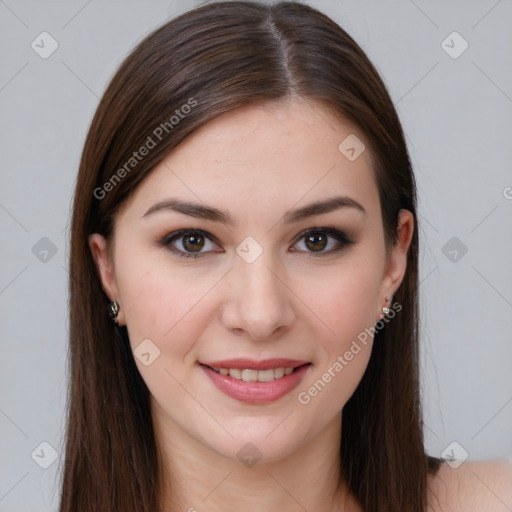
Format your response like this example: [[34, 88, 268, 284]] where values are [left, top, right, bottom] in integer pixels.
[[155, 409, 352, 512]]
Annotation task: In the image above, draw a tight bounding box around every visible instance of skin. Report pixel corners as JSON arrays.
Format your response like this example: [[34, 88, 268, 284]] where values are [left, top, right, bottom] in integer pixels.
[[427, 459, 512, 512], [89, 96, 415, 511]]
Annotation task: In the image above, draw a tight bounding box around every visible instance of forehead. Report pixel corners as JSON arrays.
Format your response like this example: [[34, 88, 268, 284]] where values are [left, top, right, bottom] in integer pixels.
[[119, 98, 380, 226], [172, 97, 371, 170]]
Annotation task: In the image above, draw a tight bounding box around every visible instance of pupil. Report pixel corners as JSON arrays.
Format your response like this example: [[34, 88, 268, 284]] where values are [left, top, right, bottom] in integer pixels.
[[183, 235, 204, 252], [306, 233, 326, 251]]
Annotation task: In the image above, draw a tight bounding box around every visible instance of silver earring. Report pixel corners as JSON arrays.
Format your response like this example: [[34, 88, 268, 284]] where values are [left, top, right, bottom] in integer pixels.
[[382, 296, 391, 315], [378, 296, 391, 320], [107, 301, 119, 323]]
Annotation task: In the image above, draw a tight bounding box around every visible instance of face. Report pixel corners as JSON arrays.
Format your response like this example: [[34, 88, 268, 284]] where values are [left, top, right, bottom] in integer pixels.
[[90, 97, 413, 465]]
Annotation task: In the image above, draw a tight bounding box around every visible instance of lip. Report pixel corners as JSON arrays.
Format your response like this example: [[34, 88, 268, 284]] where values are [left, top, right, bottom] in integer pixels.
[[199, 358, 310, 370], [199, 362, 311, 405]]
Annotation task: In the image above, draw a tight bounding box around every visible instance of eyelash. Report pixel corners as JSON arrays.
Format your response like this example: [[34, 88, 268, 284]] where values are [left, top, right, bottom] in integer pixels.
[[158, 227, 354, 259]]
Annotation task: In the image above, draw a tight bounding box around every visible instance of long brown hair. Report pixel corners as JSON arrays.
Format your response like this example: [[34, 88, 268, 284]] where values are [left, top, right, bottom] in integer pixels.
[[59, 2, 443, 511]]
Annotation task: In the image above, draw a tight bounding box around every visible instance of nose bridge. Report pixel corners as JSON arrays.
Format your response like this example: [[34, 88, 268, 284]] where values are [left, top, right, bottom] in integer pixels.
[[239, 254, 281, 305], [235, 233, 281, 293], [225, 245, 294, 339]]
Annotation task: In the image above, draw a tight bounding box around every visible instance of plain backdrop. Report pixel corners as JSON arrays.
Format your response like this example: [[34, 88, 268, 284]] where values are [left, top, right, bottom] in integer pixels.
[[1, 0, 511, 510]]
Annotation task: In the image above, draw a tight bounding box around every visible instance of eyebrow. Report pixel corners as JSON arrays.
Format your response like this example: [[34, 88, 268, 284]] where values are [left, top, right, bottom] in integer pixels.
[[142, 196, 366, 225]]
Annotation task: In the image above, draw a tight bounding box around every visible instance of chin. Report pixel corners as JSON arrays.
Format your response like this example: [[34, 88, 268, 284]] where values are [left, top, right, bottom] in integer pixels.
[[203, 419, 308, 466]]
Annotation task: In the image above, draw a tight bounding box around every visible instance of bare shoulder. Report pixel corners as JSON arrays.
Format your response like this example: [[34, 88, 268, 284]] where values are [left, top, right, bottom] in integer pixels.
[[427, 458, 512, 512]]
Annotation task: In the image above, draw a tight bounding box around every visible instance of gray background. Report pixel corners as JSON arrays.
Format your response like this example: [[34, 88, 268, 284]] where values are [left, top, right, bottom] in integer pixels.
[[1, 0, 511, 510]]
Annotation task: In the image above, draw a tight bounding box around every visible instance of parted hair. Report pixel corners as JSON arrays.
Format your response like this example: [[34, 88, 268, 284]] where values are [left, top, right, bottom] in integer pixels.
[[59, 2, 443, 511]]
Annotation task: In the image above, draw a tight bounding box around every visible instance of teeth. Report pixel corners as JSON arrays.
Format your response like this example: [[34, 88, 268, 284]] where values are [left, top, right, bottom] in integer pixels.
[[255, 369, 274, 382], [241, 369, 258, 382], [274, 367, 284, 378], [211, 366, 298, 381], [229, 368, 242, 379]]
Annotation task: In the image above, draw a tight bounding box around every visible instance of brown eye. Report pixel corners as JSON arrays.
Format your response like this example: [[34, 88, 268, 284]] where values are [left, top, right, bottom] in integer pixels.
[[292, 227, 354, 257], [182, 234, 205, 252], [304, 232, 328, 252], [160, 229, 219, 259]]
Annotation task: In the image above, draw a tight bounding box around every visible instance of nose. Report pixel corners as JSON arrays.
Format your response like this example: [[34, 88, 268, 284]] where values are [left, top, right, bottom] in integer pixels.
[[220, 254, 296, 341]]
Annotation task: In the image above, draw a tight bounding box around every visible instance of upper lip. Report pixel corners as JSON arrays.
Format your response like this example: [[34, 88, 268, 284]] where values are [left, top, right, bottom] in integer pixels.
[[199, 358, 310, 370]]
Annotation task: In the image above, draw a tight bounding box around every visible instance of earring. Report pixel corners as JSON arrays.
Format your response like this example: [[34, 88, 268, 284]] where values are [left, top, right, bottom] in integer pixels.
[[379, 296, 391, 320], [107, 301, 119, 323], [382, 295, 391, 315]]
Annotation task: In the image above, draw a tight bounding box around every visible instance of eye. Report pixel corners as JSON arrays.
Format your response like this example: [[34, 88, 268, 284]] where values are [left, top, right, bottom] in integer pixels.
[[291, 227, 354, 257], [158, 227, 354, 259], [159, 229, 220, 259]]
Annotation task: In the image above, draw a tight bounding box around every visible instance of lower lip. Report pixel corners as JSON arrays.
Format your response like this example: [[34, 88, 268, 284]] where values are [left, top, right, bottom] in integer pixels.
[[199, 363, 311, 405]]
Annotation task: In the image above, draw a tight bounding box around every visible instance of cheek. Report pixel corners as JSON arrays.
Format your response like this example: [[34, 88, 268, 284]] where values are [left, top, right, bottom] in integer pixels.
[[115, 252, 218, 362], [300, 259, 381, 348], [117, 265, 172, 345], [115, 257, 211, 406], [292, 256, 381, 409]]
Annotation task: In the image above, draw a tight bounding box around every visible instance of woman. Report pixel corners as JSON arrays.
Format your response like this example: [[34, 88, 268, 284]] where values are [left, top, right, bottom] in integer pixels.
[[59, 1, 512, 511]]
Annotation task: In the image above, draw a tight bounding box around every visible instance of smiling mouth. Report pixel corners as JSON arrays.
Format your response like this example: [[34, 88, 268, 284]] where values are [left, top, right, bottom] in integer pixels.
[[201, 363, 310, 382]]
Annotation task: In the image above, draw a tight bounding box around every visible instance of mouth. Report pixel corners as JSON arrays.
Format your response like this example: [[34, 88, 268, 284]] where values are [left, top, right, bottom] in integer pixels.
[[198, 359, 312, 404], [200, 363, 310, 382]]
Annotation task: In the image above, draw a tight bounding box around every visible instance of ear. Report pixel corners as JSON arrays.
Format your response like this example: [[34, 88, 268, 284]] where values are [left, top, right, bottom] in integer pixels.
[[88, 233, 126, 325], [379, 209, 414, 306]]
